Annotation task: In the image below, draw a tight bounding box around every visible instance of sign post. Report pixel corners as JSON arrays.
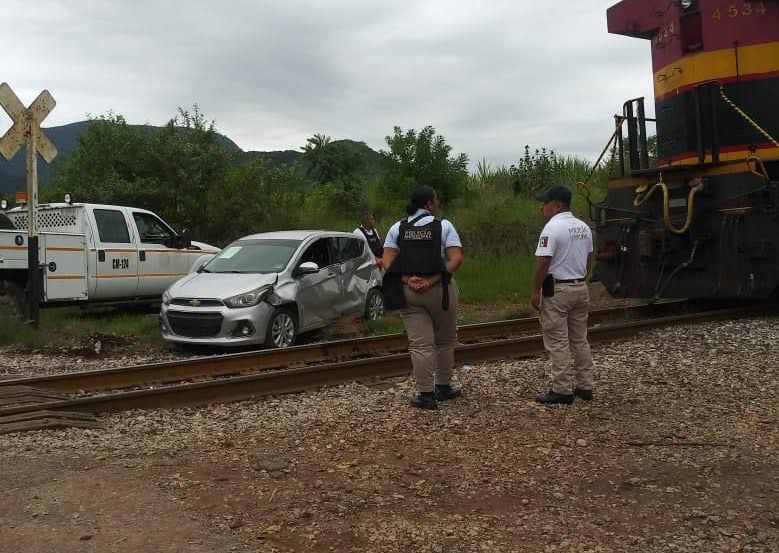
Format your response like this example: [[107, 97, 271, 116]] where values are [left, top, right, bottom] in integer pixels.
[[0, 83, 58, 327]]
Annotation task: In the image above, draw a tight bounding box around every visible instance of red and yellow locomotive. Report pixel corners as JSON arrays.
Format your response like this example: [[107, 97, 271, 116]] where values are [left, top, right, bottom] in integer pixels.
[[592, 0, 778, 299]]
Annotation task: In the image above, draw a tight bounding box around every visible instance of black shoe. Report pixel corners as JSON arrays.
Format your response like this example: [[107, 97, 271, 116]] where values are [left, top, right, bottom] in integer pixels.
[[411, 393, 437, 410], [574, 388, 593, 401], [535, 390, 574, 405], [435, 384, 462, 402]]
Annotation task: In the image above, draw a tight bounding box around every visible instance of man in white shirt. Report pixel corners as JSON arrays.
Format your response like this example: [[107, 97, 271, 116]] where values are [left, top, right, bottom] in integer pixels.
[[532, 186, 595, 405]]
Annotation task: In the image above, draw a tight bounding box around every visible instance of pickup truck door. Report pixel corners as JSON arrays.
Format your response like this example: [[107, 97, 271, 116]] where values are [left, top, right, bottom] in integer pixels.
[[41, 233, 88, 301], [88, 208, 139, 300], [131, 211, 189, 298], [295, 237, 343, 329]]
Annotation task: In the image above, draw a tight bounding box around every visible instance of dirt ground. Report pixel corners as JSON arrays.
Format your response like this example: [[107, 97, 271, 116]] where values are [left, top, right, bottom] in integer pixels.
[[1, 316, 777, 553]]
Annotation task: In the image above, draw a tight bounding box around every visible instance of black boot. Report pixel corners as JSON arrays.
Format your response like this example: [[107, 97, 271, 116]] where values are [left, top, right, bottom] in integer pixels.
[[410, 392, 437, 410], [435, 384, 462, 402], [574, 388, 593, 401], [535, 390, 574, 405]]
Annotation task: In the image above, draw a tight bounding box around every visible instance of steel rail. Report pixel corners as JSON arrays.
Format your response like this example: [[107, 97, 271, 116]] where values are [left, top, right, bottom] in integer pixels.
[[0, 306, 764, 418], [0, 302, 682, 394]]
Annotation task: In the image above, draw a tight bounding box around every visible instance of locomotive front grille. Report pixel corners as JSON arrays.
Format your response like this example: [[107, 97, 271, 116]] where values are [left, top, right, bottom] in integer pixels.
[[167, 311, 224, 337]]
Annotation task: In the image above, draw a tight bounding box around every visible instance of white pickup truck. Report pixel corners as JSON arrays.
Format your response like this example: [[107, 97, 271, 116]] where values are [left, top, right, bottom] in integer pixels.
[[0, 201, 219, 317]]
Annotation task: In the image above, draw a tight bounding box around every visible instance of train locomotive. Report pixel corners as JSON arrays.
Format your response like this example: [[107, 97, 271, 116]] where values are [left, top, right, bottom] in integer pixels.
[[592, 0, 778, 299]]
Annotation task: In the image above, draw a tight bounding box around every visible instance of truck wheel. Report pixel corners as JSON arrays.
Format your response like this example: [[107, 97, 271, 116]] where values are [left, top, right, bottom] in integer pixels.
[[0, 280, 28, 321], [364, 288, 385, 320], [266, 308, 297, 348]]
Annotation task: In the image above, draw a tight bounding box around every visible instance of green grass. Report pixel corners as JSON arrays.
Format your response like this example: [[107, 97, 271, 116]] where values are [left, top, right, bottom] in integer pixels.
[[0, 306, 165, 348], [360, 316, 404, 336], [0, 314, 43, 348], [456, 255, 535, 302]]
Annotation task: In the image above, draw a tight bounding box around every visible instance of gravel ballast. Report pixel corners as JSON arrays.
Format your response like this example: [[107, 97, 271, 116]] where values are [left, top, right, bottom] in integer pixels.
[[1, 316, 777, 553]]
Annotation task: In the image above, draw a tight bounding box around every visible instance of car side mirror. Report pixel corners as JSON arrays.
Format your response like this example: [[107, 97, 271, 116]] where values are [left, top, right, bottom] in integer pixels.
[[294, 261, 319, 276]]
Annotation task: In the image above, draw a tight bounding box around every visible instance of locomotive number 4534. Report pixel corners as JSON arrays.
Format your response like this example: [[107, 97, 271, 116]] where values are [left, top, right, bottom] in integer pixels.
[[712, 2, 768, 20]]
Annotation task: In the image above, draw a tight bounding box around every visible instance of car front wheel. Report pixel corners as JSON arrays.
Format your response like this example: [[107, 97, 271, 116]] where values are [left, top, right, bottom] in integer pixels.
[[266, 307, 297, 348], [364, 288, 385, 321]]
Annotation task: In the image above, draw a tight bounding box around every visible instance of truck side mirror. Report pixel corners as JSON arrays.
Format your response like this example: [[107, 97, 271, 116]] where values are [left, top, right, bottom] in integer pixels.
[[178, 229, 192, 249]]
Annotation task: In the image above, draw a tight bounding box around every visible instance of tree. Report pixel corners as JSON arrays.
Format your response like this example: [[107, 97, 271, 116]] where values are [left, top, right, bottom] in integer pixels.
[[379, 126, 468, 204], [47, 106, 231, 240], [300, 134, 367, 214], [509, 146, 559, 197], [205, 160, 305, 244], [145, 106, 231, 237], [46, 113, 148, 206]]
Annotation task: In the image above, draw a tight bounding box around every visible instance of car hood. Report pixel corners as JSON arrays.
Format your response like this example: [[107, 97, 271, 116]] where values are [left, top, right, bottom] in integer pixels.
[[168, 272, 278, 300], [191, 240, 220, 253]]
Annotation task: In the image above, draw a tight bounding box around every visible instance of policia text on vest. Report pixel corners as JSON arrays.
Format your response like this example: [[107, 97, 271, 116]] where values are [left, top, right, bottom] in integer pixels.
[[383, 214, 450, 311]]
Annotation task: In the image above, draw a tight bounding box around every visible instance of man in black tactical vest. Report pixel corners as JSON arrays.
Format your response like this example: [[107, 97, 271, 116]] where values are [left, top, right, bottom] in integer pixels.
[[382, 185, 464, 410], [354, 212, 384, 262]]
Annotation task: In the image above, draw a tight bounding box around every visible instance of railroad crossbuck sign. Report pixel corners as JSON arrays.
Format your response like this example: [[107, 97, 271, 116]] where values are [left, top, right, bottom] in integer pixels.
[[0, 83, 57, 163], [0, 82, 58, 327]]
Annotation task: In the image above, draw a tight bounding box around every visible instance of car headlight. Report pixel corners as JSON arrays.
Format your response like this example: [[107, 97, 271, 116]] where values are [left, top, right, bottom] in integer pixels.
[[162, 289, 172, 306], [223, 285, 272, 309]]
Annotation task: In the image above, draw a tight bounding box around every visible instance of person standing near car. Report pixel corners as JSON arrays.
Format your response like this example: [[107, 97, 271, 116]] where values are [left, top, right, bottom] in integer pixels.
[[354, 212, 384, 270], [531, 185, 595, 405], [382, 185, 464, 410]]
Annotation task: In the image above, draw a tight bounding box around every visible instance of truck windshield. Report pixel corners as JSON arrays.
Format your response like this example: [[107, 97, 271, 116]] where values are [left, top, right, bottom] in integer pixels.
[[202, 239, 301, 274]]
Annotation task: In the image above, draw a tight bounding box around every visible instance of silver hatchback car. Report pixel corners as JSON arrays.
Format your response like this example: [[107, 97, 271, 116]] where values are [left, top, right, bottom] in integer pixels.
[[160, 230, 384, 348]]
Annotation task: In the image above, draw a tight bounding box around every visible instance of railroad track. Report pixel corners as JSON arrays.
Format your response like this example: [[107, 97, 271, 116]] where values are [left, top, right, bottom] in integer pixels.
[[0, 302, 679, 395], [0, 302, 771, 434]]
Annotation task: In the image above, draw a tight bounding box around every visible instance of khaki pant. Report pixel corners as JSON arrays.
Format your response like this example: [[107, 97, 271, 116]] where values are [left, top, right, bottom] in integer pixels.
[[401, 280, 459, 393], [539, 283, 595, 395]]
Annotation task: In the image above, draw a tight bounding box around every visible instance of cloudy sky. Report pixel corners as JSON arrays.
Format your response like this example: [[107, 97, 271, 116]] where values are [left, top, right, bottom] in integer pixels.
[[4, 0, 654, 167]]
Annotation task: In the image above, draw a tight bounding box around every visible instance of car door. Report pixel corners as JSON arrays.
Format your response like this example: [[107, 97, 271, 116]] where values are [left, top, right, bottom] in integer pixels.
[[131, 211, 189, 297], [294, 237, 343, 329], [337, 236, 371, 316], [88, 208, 139, 300]]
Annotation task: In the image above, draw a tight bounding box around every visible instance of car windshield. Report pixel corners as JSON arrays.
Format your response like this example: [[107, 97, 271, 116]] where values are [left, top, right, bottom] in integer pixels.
[[202, 239, 301, 274]]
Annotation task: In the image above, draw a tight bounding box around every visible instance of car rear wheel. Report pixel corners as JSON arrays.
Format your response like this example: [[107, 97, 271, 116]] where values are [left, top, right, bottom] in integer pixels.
[[364, 288, 385, 321], [267, 308, 297, 348]]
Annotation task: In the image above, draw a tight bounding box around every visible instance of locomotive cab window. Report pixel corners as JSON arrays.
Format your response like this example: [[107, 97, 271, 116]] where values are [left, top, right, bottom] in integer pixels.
[[681, 12, 703, 52]]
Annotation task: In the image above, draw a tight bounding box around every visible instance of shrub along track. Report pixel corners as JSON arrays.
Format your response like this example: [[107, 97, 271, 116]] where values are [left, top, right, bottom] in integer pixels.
[[0, 301, 769, 434]]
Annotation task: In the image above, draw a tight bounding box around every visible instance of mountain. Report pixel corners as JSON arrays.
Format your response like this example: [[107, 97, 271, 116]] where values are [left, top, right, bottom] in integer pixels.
[[0, 122, 92, 195], [0, 121, 383, 196], [236, 139, 384, 181]]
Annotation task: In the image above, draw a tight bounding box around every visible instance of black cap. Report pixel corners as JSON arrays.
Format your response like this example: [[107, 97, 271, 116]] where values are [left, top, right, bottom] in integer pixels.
[[535, 185, 572, 204]]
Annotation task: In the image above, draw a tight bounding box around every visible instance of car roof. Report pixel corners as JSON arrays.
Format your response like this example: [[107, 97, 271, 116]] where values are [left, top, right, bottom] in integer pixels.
[[237, 230, 357, 241]]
